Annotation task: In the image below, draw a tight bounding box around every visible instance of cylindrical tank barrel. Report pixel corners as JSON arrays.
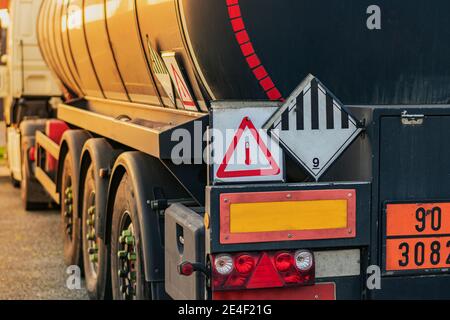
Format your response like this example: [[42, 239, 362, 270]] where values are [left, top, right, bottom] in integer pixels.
[[38, 0, 450, 111]]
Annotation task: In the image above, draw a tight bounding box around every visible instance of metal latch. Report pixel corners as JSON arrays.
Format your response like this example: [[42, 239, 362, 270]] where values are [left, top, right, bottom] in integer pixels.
[[401, 111, 424, 125]]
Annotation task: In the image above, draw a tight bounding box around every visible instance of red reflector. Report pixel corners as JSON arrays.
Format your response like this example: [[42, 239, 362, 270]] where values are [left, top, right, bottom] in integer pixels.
[[246, 253, 283, 289], [284, 273, 302, 284], [224, 274, 248, 288], [29, 147, 36, 162]]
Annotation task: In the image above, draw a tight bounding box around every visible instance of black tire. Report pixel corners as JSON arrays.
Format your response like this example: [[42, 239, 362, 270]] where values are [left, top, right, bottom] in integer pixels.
[[110, 173, 149, 300], [81, 163, 111, 300], [21, 147, 38, 211], [11, 174, 20, 188], [61, 153, 82, 267], [20, 138, 51, 211]]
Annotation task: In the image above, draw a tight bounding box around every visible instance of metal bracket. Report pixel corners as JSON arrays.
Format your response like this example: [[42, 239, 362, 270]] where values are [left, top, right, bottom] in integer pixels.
[[35, 131, 60, 204], [401, 111, 424, 125]]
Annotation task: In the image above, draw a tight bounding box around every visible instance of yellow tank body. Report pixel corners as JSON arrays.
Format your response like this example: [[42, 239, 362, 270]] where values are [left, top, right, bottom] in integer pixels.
[[38, 0, 208, 111]]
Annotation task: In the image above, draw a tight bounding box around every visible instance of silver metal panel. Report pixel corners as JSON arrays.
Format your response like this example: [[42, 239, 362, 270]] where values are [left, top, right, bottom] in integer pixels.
[[314, 249, 361, 278]]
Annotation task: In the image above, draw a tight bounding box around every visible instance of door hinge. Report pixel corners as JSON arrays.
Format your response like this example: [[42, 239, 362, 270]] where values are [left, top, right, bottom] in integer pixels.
[[401, 111, 424, 125]]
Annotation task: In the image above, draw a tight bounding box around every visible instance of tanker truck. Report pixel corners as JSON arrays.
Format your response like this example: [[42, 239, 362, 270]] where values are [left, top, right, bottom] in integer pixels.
[[7, 0, 450, 300], [2, 0, 61, 208]]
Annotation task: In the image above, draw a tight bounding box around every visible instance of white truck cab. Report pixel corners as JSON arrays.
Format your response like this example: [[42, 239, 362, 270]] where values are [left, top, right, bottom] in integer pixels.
[[1, 0, 60, 184]]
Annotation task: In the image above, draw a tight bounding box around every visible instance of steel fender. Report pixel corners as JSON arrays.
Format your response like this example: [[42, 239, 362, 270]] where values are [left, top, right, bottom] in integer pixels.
[[79, 138, 121, 240], [107, 152, 188, 282], [22, 135, 52, 204], [56, 130, 91, 208], [19, 119, 47, 138]]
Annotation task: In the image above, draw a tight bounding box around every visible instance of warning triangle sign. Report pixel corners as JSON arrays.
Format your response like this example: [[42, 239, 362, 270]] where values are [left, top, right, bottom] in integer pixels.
[[246, 253, 284, 289], [162, 52, 198, 111], [216, 117, 281, 179], [171, 64, 196, 109]]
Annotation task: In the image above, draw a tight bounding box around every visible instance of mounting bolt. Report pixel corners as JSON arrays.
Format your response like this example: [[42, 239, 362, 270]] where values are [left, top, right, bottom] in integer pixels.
[[89, 254, 98, 263], [126, 286, 134, 296], [125, 236, 135, 246], [99, 168, 110, 179], [87, 231, 96, 241], [121, 230, 132, 237], [118, 270, 128, 278], [88, 206, 95, 216]]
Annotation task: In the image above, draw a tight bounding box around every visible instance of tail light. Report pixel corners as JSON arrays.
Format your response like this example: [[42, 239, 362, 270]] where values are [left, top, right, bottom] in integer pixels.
[[211, 250, 314, 291], [235, 254, 255, 274], [214, 254, 234, 275], [294, 250, 313, 271]]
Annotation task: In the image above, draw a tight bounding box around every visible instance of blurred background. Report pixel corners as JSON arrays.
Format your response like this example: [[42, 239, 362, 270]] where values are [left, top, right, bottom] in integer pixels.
[[0, 0, 8, 167], [0, 0, 87, 299]]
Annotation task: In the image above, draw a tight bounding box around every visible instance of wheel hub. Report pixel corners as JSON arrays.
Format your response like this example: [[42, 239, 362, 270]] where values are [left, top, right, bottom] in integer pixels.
[[86, 203, 99, 272], [64, 186, 73, 237], [117, 226, 137, 299]]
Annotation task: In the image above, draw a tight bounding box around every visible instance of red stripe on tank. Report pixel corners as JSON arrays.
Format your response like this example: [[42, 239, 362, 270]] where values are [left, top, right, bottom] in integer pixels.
[[226, 0, 283, 101]]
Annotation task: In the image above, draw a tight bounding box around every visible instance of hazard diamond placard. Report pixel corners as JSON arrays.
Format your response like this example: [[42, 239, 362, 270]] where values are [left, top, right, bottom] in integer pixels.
[[264, 74, 362, 181], [211, 101, 284, 183], [162, 52, 199, 112]]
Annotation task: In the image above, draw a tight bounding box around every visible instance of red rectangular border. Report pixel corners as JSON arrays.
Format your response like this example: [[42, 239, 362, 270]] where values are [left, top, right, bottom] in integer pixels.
[[220, 189, 356, 244], [213, 282, 336, 300]]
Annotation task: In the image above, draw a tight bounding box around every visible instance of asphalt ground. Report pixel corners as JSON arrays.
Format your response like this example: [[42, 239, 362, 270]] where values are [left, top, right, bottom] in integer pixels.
[[0, 167, 89, 300]]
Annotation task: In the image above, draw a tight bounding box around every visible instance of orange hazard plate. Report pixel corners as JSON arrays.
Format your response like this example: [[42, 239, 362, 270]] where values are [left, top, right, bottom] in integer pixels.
[[386, 203, 450, 271]]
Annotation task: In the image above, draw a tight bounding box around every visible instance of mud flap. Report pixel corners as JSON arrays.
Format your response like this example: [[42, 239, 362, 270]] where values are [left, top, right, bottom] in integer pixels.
[[165, 203, 205, 300]]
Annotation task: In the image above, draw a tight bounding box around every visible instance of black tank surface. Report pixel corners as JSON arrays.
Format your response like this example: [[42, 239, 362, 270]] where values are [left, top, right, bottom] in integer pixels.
[[181, 0, 450, 105]]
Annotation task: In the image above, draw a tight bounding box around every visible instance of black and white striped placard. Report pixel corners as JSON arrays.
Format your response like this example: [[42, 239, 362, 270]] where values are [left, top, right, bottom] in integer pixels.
[[276, 78, 355, 132], [264, 74, 362, 181]]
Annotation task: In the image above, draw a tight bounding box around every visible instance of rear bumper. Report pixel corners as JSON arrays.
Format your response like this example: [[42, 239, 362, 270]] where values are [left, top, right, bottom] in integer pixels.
[[206, 183, 370, 300], [213, 283, 336, 300]]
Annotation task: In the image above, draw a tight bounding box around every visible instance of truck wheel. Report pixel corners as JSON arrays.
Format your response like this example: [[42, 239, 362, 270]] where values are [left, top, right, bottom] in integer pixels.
[[81, 163, 111, 300], [110, 173, 149, 300], [61, 153, 82, 266], [10, 175, 20, 188]]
